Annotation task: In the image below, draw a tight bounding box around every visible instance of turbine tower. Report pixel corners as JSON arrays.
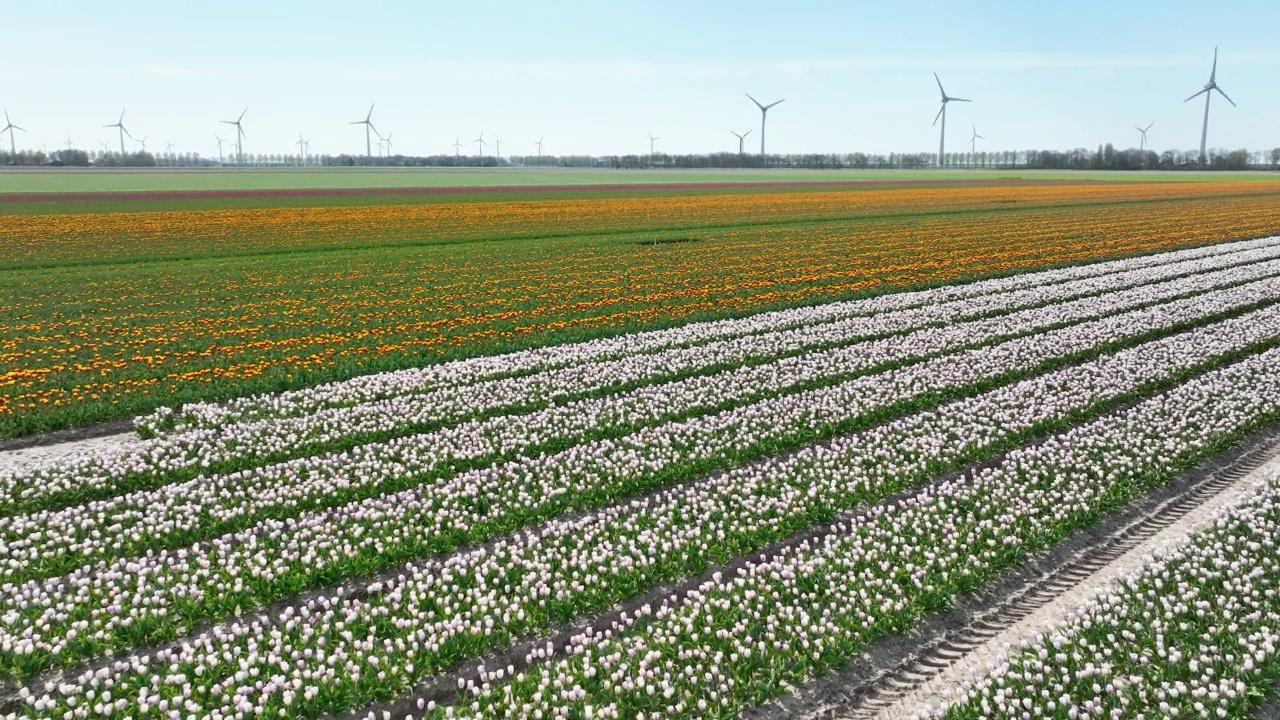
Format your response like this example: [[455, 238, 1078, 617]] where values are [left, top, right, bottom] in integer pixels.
[[1184, 47, 1236, 166], [103, 110, 132, 156], [350, 104, 377, 158], [745, 93, 784, 156], [1135, 121, 1154, 152], [474, 130, 486, 157], [1, 111, 24, 156], [931, 73, 971, 167], [220, 108, 247, 164], [494, 135, 500, 160], [730, 129, 752, 155], [535, 137, 544, 157], [969, 124, 984, 159]]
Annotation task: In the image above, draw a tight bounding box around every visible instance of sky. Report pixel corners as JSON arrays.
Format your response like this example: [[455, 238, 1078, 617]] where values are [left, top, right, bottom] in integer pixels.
[[1, 0, 1277, 159]]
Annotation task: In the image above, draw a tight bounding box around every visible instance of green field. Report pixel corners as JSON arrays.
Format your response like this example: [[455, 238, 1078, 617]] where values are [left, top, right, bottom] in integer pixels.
[[1, 166, 1276, 195]]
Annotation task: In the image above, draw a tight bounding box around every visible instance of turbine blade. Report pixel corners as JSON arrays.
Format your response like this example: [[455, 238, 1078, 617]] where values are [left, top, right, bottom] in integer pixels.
[[1146, 121, 1155, 131], [766, 99, 785, 109], [744, 129, 751, 137], [745, 92, 763, 110], [367, 104, 375, 121], [932, 104, 945, 126], [1211, 46, 1218, 82], [238, 108, 248, 122], [1216, 86, 1237, 107], [951, 97, 971, 102], [1184, 88, 1209, 102], [12, 126, 25, 133], [934, 72, 946, 97]]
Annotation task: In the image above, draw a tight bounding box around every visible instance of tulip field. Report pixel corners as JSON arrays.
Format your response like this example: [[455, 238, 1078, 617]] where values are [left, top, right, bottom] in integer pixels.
[[938, 471, 1280, 720], [5, 204, 1280, 717], [6, 180, 1280, 439], [5, 175, 1280, 719]]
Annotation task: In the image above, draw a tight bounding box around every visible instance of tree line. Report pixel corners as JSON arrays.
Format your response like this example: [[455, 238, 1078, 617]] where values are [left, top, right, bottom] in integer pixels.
[[3, 144, 1278, 171]]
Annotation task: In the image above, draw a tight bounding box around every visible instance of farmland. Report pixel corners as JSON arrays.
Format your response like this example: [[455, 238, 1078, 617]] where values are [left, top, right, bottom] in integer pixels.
[[5, 173, 1280, 719], [4, 178, 1280, 438]]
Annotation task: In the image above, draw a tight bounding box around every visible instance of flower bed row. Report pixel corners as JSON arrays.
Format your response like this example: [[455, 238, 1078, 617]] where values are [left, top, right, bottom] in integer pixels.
[[8, 264, 1280, 584], [430, 341, 1280, 720], [139, 234, 1280, 437], [936, 471, 1280, 720], [3, 303, 1276, 706], [8, 241, 1280, 520]]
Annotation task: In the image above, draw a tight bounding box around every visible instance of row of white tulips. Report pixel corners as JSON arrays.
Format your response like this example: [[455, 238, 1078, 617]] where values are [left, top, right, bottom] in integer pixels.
[[8, 261, 1280, 583], [434, 340, 1280, 720], [936, 472, 1280, 720], [8, 242, 1280, 518], [4, 303, 1276, 711], [136, 236, 1280, 437]]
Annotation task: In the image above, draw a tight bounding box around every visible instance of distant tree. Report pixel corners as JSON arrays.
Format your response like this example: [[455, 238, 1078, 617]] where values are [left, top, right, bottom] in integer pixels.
[[53, 149, 90, 166]]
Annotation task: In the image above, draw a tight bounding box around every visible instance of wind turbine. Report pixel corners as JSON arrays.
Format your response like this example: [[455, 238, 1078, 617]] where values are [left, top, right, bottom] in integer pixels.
[[296, 134, 307, 164], [302, 139, 310, 165], [932, 73, 971, 167], [1182, 47, 1233, 166], [1134, 122, 1154, 152], [745, 93, 784, 156], [1, 111, 24, 156], [969, 124, 984, 159], [648, 133, 659, 156], [535, 137, 544, 157], [453, 137, 463, 158], [350, 104, 377, 158], [64, 134, 76, 151], [137, 136, 149, 154], [383, 133, 394, 156], [730, 129, 752, 155], [165, 140, 175, 154], [373, 128, 386, 157], [214, 134, 226, 164], [493, 135, 500, 160], [104, 109, 132, 156], [98, 141, 110, 153], [474, 130, 487, 157], [220, 108, 247, 164]]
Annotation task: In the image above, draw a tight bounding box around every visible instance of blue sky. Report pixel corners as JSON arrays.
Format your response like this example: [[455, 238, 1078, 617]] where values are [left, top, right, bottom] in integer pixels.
[[2, 0, 1277, 158]]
